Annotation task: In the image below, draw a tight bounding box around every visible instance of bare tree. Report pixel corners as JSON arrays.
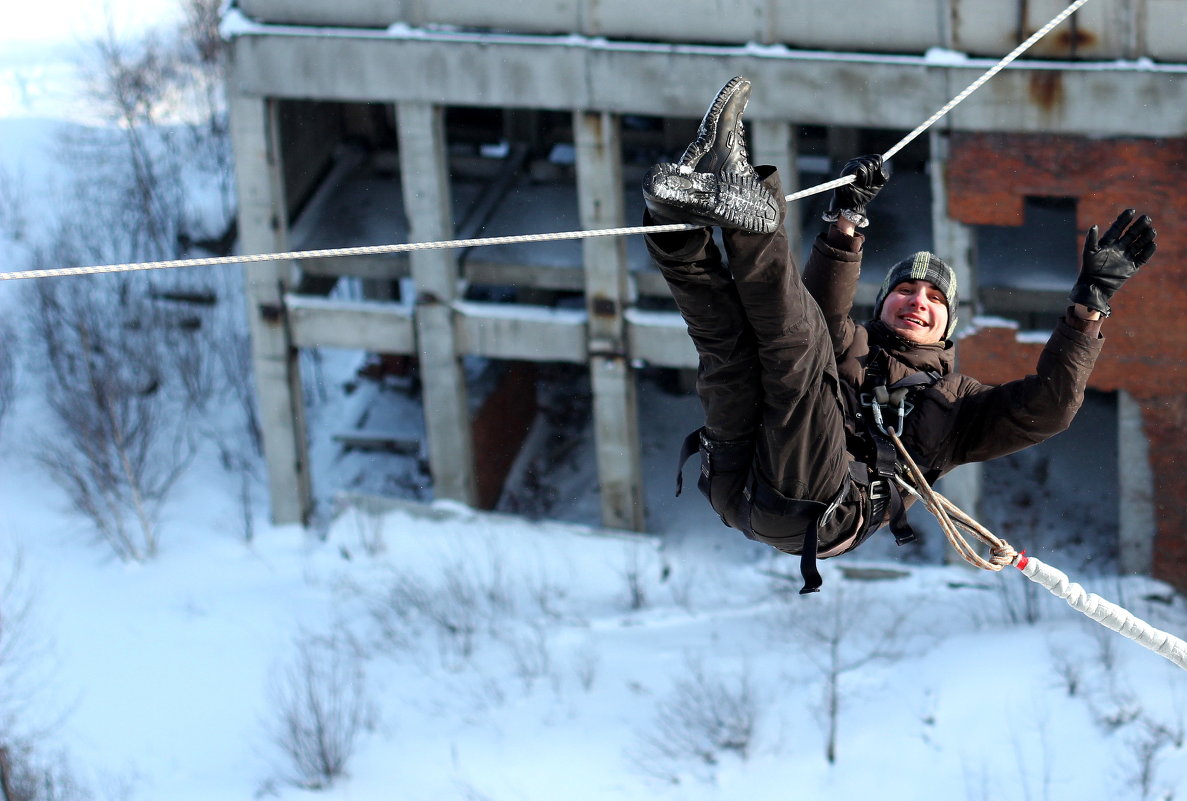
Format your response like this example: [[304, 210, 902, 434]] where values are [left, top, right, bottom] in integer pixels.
[[57, 0, 237, 262], [365, 545, 518, 670], [140, 268, 262, 545], [777, 581, 916, 764], [0, 555, 41, 733], [0, 555, 89, 801], [0, 743, 90, 801], [0, 320, 15, 439], [633, 657, 761, 784], [267, 633, 374, 790], [26, 267, 193, 562], [0, 166, 28, 244], [176, 0, 235, 232], [1128, 713, 1180, 801], [83, 20, 186, 261]]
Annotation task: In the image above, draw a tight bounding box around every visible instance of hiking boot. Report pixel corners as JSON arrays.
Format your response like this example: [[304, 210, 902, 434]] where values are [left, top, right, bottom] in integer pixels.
[[680, 75, 755, 179], [643, 164, 780, 234], [642, 76, 779, 234]]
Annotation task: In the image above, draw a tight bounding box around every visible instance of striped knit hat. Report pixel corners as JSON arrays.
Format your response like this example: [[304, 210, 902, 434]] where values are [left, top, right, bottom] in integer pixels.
[[874, 251, 959, 340]]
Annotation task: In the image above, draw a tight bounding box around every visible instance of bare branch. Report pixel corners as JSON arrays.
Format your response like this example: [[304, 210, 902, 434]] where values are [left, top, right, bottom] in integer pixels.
[[24, 271, 194, 561], [633, 657, 761, 783], [267, 634, 374, 790]]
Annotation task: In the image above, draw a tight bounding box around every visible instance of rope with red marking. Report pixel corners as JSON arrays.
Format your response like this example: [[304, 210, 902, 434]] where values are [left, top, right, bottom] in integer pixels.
[[888, 431, 1187, 671], [1, 0, 1092, 283]]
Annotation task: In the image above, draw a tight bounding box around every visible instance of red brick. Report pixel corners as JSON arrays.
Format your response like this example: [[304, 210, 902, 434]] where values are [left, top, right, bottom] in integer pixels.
[[949, 132, 1187, 591]]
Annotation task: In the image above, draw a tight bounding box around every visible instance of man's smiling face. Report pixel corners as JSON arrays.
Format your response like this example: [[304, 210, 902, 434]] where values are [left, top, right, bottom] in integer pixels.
[[879, 279, 949, 345]]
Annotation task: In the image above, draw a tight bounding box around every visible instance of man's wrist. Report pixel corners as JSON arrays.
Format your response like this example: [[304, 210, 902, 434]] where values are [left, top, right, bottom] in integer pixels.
[[822, 208, 869, 229], [1072, 303, 1102, 321]]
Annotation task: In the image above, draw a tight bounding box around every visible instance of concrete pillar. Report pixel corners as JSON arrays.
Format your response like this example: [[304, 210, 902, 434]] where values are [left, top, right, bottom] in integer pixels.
[[929, 128, 976, 330], [751, 119, 801, 259], [825, 126, 858, 166], [1118, 390, 1155, 574], [229, 94, 313, 526], [928, 126, 980, 564], [396, 102, 479, 507], [573, 110, 645, 532], [936, 463, 983, 566]]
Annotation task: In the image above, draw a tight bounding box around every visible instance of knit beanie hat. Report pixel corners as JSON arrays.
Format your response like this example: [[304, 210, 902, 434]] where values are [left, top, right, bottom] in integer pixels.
[[873, 251, 959, 340]]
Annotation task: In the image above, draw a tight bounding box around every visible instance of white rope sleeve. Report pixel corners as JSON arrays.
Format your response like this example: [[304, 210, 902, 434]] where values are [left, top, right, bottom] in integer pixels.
[[1018, 555, 1187, 671]]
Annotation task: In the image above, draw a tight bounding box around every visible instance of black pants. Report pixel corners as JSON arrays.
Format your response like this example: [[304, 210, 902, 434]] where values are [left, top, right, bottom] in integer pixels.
[[647, 168, 863, 557]]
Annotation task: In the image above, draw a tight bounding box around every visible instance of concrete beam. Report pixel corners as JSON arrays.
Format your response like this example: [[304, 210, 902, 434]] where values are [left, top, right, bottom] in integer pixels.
[[280, 295, 697, 368], [234, 0, 1180, 61], [454, 303, 588, 363], [230, 32, 1187, 137], [286, 295, 416, 352], [626, 311, 698, 369]]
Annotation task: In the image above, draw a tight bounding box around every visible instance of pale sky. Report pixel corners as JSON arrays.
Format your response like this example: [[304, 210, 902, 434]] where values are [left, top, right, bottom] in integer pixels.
[[0, 0, 183, 118], [4, 0, 182, 48]]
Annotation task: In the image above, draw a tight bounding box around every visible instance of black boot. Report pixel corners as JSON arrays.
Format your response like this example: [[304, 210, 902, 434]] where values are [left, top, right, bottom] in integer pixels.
[[642, 76, 779, 235], [679, 75, 752, 174]]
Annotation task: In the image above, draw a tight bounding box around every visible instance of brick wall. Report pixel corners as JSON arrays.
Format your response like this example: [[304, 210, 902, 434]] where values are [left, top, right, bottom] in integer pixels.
[[948, 132, 1187, 591], [472, 362, 538, 510]]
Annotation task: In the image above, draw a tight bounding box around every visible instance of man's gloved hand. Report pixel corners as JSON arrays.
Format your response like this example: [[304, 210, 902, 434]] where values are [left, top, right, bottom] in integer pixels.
[[824, 154, 889, 228], [1071, 209, 1157, 316]]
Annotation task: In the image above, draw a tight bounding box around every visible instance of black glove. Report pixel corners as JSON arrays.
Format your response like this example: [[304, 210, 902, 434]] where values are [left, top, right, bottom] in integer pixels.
[[1070, 209, 1157, 316], [825, 154, 889, 227]]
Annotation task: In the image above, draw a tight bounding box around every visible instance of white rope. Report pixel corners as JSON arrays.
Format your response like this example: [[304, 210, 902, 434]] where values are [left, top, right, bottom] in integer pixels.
[[1, 0, 1091, 283], [1018, 554, 1187, 671], [792, 0, 1093, 204], [0, 221, 697, 282]]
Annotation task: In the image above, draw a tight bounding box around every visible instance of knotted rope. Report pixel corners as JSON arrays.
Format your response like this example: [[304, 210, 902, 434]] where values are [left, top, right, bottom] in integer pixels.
[[1, 0, 1092, 283], [888, 430, 1187, 671]]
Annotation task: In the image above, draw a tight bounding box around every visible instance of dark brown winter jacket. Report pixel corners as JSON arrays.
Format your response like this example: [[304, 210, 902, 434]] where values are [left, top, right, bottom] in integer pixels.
[[802, 226, 1105, 487]]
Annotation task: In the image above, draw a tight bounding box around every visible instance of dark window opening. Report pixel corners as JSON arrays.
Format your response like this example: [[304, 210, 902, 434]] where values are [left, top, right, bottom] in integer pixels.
[[976, 196, 1078, 328]]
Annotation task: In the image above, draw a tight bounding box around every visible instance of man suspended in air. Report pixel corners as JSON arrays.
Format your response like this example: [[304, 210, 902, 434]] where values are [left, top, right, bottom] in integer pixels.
[[643, 76, 1157, 592]]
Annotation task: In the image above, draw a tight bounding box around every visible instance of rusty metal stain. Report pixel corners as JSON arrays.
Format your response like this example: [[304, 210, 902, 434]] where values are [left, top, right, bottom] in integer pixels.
[[1028, 71, 1064, 112], [591, 296, 617, 318], [1054, 25, 1097, 55], [1016, 0, 1098, 58]]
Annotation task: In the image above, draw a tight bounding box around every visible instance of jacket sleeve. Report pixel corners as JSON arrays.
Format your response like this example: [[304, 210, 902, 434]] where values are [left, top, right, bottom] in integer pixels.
[[801, 226, 865, 357], [947, 312, 1105, 466]]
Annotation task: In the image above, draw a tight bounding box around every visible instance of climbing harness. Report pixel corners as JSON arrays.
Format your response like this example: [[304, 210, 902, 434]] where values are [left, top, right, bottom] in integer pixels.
[[855, 349, 942, 547], [889, 428, 1187, 672], [0, 0, 1093, 283]]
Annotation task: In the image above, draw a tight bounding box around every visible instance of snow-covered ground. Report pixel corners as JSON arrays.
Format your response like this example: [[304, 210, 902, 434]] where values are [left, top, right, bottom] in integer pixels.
[[1, 6, 1186, 801]]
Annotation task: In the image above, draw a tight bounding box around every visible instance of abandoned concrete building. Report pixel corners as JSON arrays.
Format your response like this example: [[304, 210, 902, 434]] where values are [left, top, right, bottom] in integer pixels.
[[223, 1, 1187, 590]]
